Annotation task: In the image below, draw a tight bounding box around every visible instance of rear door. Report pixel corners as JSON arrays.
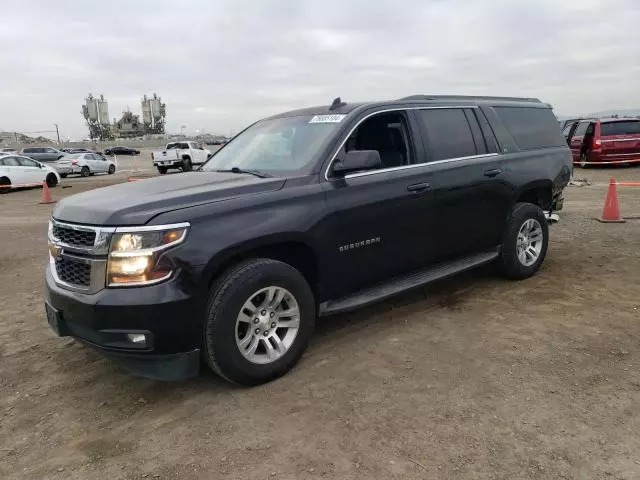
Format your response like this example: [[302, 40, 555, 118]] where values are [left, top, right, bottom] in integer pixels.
[[600, 120, 640, 164], [415, 107, 511, 261]]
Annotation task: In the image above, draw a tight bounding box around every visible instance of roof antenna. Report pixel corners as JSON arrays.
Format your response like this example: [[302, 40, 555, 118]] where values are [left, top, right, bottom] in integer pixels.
[[329, 97, 346, 110]]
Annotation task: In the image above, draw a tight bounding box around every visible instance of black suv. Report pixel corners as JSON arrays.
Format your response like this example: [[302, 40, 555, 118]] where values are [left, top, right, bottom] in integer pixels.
[[45, 95, 572, 385]]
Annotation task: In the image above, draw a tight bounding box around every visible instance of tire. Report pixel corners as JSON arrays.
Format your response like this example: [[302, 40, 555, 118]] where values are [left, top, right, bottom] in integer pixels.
[[182, 157, 192, 172], [157, 166, 168, 175], [46, 173, 58, 188], [580, 151, 589, 168], [0, 176, 10, 194], [498, 202, 549, 280], [80, 166, 90, 177], [108, 164, 115, 174], [203, 258, 315, 386]]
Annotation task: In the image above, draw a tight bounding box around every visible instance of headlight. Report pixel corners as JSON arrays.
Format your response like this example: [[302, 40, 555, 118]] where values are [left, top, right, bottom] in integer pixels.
[[107, 224, 189, 286]]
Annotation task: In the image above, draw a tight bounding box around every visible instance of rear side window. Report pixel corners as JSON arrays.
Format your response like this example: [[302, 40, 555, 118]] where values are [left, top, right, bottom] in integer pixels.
[[417, 108, 478, 161], [494, 107, 566, 150], [601, 121, 640, 136]]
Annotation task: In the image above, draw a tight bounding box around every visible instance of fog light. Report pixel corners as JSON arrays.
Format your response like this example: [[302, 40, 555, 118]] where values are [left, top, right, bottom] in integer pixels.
[[126, 333, 146, 345]]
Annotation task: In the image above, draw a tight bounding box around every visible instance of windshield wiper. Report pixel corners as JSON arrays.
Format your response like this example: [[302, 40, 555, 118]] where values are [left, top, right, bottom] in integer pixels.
[[214, 167, 272, 178]]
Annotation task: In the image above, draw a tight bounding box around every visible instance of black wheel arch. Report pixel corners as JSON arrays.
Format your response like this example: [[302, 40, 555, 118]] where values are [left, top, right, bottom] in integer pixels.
[[201, 236, 322, 304]]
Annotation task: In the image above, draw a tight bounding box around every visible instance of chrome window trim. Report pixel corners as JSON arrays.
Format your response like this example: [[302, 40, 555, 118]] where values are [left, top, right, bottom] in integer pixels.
[[343, 153, 500, 180], [601, 138, 640, 143], [323, 105, 482, 181]]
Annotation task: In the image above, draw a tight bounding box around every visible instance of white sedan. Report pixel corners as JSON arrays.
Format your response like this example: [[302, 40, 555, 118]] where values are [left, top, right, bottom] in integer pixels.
[[0, 154, 62, 193], [55, 153, 116, 178]]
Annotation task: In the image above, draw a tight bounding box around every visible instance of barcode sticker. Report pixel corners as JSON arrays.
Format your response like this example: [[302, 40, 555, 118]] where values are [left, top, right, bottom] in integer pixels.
[[309, 114, 346, 124]]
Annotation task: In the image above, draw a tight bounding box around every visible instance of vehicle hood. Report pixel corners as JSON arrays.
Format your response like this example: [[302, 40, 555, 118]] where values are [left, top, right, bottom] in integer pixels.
[[52, 172, 286, 226]]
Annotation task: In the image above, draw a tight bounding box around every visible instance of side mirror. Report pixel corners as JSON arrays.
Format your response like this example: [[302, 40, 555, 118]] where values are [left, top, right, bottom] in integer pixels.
[[332, 150, 382, 176]]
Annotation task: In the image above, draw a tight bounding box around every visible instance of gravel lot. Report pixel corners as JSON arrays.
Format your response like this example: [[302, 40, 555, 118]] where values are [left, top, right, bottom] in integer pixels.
[[1, 163, 640, 480]]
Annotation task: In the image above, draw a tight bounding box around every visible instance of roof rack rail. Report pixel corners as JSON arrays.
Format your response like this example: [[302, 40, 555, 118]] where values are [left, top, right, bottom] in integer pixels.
[[399, 95, 542, 103]]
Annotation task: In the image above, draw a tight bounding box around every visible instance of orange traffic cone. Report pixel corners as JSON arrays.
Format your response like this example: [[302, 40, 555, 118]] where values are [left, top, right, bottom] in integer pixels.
[[40, 181, 55, 204], [597, 177, 624, 223]]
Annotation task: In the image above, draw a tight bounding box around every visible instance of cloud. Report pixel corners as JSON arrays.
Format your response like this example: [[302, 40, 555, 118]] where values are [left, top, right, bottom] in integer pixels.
[[0, 0, 638, 139]]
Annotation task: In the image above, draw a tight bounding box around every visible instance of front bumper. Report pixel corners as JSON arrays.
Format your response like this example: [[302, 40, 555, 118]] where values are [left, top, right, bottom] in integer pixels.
[[44, 266, 202, 380]]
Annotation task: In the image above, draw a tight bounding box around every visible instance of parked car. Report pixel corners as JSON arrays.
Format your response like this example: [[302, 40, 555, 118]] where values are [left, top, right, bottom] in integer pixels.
[[65, 148, 104, 155], [55, 153, 116, 177], [0, 148, 18, 154], [0, 155, 61, 192], [104, 146, 140, 156], [151, 141, 212, 174], [567, 118, 640, 167], [45, 95, 571, 385], [21, 146, 66, 162]]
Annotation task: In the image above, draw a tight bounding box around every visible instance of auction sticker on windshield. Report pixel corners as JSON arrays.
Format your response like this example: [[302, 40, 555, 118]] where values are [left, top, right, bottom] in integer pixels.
[[309, 114, 346, 124]]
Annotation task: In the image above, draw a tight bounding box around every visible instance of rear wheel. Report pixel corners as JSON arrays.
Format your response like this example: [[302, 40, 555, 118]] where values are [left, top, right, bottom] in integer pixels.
[[157, 166, 168, 175], [80, 166, 90, 177], [203, 259, 315, 386], [182, 157, 192, 172], [498, 202, 549, 280], [108, 164, 115, 174], [0, 176, 10, 194], [46, 173, 58, 188]]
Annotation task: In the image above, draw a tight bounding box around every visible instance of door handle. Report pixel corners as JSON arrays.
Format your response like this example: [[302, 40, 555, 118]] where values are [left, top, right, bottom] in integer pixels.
[[483, 168, 502, 178], [407, 182, 431, 193]]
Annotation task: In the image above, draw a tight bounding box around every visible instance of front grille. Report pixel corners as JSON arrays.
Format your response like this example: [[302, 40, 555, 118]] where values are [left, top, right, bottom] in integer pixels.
[[55, 256, 91, 287], [53, 225, 96, 247]]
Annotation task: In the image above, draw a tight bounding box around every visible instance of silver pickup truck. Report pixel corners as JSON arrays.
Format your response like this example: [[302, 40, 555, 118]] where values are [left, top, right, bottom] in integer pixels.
[[151, 141, 212, 174]]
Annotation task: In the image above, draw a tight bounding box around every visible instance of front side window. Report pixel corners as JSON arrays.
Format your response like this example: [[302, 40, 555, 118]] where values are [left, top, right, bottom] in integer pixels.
[[201, 115, 343, 175], [417, 108, 478, 161]]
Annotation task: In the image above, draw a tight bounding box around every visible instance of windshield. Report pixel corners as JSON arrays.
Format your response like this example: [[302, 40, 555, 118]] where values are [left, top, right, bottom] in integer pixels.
[[201, 115, 345, 175]]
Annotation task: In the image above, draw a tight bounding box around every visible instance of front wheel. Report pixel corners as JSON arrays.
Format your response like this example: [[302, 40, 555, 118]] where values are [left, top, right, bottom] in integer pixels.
[[203, 259, 315, 386], [108, 164, 115, 174], [498, 202, 549, 280], [182, 157, 192, 172], [0, 176, 10, 194]]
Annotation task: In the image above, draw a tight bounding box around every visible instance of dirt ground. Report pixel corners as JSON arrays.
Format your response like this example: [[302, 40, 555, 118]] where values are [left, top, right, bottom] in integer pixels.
[[1, 165, 640, 480]]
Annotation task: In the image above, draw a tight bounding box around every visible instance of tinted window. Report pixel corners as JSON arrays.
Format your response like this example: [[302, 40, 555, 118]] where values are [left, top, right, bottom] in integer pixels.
[[601, 121, 640, 136], [494, 107, 566, 150], [17, 157, 38, 167], [417, 109, 477, 161], [22, 148, 36, 153], [573, 122, 589, 137]]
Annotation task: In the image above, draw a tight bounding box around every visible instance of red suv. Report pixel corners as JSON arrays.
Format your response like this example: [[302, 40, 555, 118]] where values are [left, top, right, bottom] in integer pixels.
[[567, 118, 640, 167]]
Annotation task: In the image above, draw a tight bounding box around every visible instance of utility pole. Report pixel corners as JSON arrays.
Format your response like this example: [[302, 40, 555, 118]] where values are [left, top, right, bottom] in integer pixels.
[[53, 123, 61, 144]]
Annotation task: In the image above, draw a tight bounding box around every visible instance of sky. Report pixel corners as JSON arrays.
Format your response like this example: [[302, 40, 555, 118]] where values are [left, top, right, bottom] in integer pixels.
[[1, 0, 639, 140]]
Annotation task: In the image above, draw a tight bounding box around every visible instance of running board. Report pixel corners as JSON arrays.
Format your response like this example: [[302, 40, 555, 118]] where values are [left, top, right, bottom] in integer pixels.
[[318, 249, 500, 316]]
